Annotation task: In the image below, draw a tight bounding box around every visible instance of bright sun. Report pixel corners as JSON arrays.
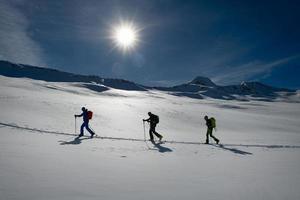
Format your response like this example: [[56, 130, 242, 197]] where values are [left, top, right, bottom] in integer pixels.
[[111, 22, 139, 51], [115, 26, 136, 46]]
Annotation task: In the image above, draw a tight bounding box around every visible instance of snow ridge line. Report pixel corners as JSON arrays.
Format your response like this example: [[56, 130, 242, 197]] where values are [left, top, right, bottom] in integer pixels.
[[1, 122, 300, 149]]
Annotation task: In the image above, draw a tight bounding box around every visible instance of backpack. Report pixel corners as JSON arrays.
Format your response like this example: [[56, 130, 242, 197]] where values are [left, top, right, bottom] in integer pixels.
[[152, 114, 159, 124], [87, 110, 93, 120], [210, 117, 216, 128]]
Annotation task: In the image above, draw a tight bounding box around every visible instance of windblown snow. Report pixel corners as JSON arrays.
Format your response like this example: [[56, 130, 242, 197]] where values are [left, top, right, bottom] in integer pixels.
[[0, 75, 300, 200]]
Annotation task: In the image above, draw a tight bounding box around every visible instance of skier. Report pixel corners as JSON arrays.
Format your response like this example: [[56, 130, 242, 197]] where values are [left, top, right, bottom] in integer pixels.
[[143, 112, 163, 141], [75, 107, 95, 138], [204, 115, 219, 144]]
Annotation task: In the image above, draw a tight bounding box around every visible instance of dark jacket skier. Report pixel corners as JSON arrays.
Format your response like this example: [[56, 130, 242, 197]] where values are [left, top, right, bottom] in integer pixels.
[[143, 112, 163, 141], [75, 107, 95, 138], [204, 115, 219, 144]]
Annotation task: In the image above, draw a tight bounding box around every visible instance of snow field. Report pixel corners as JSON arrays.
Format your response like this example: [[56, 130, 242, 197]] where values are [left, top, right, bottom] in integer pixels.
[[0, 76, 300, 200]]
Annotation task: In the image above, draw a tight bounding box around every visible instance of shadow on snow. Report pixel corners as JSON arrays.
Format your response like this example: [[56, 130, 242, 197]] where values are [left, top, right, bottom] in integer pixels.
[[150, 140, 173, 153], [59, 136, 92, 145], [210, 144, 253, 155]]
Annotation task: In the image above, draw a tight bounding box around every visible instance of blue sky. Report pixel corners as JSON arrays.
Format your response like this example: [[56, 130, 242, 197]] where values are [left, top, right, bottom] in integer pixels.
[[0, 0, 299, 88]]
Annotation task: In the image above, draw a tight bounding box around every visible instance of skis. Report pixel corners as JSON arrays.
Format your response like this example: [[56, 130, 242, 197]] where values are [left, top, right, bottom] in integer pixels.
[[77, 133, 98, 139], [149, 139, 166, 144]]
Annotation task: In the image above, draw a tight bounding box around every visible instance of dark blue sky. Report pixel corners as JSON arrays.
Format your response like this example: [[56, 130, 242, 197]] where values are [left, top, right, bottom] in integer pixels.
[[1, 0, 300, 88]]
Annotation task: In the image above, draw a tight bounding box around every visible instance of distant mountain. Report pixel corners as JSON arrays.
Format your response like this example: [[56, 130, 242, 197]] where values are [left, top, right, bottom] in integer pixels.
[[153, 76, 295, 101], [189, 76, 216, 87], [0, 60, 147, 91], [0, 60, 297, 101]]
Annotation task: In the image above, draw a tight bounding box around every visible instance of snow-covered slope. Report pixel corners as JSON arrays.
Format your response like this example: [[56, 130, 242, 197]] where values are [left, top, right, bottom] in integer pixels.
[[0, 74, 300, 200]]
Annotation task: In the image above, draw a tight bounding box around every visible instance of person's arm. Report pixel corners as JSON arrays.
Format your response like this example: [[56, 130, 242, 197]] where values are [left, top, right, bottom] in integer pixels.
[[75, 112, 83, 118], [143, 117, 150, 122]]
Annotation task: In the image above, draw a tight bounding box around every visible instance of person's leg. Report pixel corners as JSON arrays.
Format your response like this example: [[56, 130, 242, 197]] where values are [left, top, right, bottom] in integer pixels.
[[79, 123, 85, 136], [152, 125, 162, 139], [205, 128, 210, 144], [153, 131, 162, 139], [149, 130, 154, 140], [149, 125, 154, 140], [209, 129, 219, 143], [85, 122, 95, 136]]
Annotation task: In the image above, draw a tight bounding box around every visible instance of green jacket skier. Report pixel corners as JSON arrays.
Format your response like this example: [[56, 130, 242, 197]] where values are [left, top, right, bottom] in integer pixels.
[[204, 115, 219, 144]]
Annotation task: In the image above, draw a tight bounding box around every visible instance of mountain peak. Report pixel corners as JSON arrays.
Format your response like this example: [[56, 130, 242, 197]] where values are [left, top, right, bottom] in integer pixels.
[[189, 76, 216, 87]]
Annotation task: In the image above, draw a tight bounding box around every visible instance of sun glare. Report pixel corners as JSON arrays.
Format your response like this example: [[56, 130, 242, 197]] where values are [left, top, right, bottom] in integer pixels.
[[116, 26, 135, 46], [111, 22, 139, 51]]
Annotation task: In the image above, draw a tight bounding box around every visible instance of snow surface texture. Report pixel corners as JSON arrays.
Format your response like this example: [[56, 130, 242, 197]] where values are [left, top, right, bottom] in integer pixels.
[[0, 75, 300, 200]]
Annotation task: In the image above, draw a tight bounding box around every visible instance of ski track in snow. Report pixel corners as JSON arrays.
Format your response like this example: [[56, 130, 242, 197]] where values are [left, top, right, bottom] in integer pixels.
[[1, 122, 300, 151]]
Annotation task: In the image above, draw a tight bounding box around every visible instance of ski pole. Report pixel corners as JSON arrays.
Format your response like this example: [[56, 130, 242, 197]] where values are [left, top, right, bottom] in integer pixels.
[[143, 121, 146, 141], [143, 121, 151, 149], [74, 116, 77, 134]]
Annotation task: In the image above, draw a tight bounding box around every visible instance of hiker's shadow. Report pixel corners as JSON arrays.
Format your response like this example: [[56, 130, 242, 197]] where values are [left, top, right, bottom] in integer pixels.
[[212, 144, 252, 155], [59, 136, 91, 145], [150, 140, 173, 153]]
